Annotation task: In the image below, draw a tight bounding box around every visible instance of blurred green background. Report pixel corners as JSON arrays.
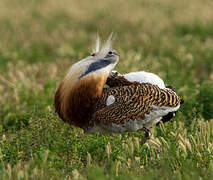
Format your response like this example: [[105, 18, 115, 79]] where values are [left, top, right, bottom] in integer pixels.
[[0, 0, 213, 179]]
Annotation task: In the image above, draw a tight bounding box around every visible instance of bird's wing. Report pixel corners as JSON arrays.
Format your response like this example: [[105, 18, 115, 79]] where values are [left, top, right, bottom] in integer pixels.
[[93, 83, 181, 126]]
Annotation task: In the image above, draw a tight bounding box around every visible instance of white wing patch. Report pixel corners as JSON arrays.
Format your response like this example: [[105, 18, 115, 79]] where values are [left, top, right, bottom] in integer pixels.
[[124, 71, 165, 89], [106, 95, 115, 106]]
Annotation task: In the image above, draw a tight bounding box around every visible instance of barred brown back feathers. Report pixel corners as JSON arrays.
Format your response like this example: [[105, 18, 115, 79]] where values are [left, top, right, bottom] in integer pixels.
[[92, 82, 180, 127]]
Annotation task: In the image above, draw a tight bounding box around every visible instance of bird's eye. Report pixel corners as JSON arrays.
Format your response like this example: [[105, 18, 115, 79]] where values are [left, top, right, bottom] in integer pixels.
[[108, 51, 112, 55], [91, 53, 95, 56]]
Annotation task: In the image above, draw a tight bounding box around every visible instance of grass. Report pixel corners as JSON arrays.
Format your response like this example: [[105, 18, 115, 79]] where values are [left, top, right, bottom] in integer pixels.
[[0, 0, 213, 179]]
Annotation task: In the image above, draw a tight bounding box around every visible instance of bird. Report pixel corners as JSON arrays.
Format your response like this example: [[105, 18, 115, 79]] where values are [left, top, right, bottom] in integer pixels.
[[54, 35, 183, 145]]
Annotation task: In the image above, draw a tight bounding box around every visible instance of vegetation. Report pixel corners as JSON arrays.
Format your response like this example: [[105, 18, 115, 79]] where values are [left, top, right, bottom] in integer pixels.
[[0, 0, 213, 179]]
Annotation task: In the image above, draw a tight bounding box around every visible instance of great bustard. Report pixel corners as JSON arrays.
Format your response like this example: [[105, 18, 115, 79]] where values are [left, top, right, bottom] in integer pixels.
[[54, 36, 183, 145]]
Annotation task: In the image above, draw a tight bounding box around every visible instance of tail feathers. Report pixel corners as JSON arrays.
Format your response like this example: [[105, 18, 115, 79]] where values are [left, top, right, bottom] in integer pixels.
[[156, 98, 184, 126], [166, 85, 184, 104], [155, 85, 184, 126]]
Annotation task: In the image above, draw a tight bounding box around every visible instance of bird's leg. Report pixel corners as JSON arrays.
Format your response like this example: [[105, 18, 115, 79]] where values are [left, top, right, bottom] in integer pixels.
[[140, 127, 150, 146]]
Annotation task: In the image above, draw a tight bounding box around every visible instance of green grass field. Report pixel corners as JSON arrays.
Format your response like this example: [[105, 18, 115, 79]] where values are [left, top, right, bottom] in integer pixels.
[[0, 0, 213, 179]]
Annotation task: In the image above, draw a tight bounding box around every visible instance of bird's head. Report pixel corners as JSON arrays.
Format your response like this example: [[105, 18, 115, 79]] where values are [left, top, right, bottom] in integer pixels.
[[65, 34, 119, 84]]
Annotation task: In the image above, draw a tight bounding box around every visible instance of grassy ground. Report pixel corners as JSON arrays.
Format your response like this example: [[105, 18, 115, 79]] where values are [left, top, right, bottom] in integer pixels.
[[0, 0, 213, 179]]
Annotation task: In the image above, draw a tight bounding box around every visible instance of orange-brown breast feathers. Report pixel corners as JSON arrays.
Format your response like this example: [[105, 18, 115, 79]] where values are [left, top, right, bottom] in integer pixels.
[[54, 73, 108, 128]]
